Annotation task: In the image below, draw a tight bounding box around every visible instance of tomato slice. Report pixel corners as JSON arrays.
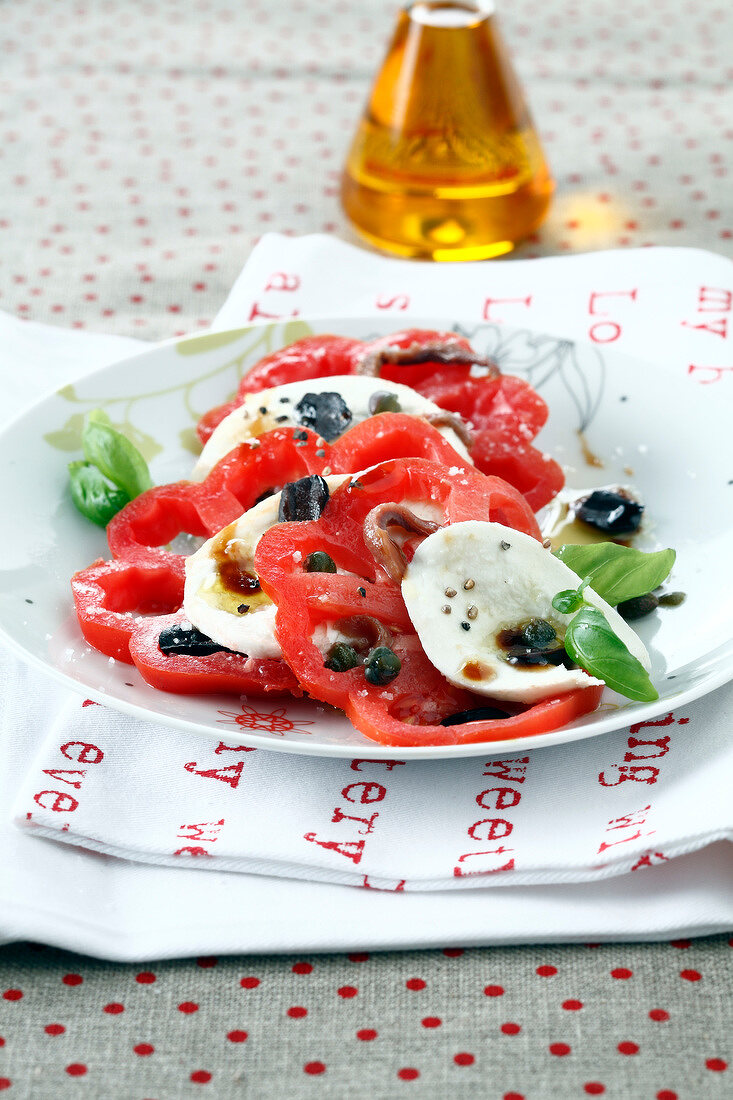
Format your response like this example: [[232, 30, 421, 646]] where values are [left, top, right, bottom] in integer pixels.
[[328, 413, 472, 473], [106, 482, 233, 580], [71, 558, 183, 663], [253, 458, 587, 748], [128, 612, 301, 696], [196, 330, 564, 510], [196, 335, 361, 443]]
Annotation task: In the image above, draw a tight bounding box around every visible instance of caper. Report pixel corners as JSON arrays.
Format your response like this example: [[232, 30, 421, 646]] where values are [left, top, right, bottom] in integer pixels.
[[658, 591, 686, 608], [368, 391, 402, 415], [304, 550, 337, 574], [324, 642, 360, 672], [617, 592, 659, 620], [519, 618, 557, 649], [364, 646, 401, 685]]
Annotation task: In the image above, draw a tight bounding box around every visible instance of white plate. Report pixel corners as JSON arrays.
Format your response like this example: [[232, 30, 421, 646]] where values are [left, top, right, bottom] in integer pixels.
[[1, 317, 732, 759]]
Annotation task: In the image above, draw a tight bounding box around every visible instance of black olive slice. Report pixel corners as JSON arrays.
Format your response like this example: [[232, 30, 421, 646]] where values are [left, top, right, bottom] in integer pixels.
[[576, 490, 643, 535], [158, 623, 234, 657], [278, 474, 330, 522], [293, 392, 352, 441], [440, 705, 510, 726]]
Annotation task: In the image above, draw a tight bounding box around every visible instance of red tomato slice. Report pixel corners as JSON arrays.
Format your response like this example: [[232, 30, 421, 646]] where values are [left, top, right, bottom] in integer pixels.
[[195, 330, 564, 509], [128, 612, 301, 696], [197, 334, 361, 443], [106, 482, 231, 580], [71, 558, 183, 663], [253, 458, 585, 748], [328, 413, 473, 473]]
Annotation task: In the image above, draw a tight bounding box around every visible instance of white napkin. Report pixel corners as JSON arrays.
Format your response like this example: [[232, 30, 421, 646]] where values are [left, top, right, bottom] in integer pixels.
[[3, 238, 733, 956]]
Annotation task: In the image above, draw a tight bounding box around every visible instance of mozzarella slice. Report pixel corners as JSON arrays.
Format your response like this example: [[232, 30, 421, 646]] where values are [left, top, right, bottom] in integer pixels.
[[183, 475, 350, 658], [401, 521, 651, 703], [192, 375, 472, 479]]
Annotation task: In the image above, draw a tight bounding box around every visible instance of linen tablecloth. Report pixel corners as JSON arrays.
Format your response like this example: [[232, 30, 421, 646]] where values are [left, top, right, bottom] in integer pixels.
[[0, 0, 731, 1096]]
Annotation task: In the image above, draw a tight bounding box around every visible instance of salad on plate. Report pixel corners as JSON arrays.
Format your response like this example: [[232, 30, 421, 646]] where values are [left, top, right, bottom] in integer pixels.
[[68, 328, 677, 748]]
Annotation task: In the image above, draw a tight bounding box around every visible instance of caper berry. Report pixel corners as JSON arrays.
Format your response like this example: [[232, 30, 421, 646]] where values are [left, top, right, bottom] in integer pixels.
[[304, 550, 337, 574], [617, 592, 659, 620], [368, 391, 402, 415], [364, 646, 401, 685], [519, 618, 557, 649], [324, 642, 360, 672]]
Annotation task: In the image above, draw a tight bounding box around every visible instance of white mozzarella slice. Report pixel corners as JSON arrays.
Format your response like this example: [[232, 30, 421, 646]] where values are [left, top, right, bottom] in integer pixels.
[[192, 375, 472, 479], [401, 521, 651, 703], [183, 475, 350, 658]]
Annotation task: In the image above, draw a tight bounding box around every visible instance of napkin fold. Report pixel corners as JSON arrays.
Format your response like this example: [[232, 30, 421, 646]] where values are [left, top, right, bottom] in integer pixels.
[[3, 237, 733, 953]]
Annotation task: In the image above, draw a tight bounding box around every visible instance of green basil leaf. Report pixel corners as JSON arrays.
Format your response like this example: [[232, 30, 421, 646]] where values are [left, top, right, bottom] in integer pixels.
[[555, 543, 675, 606], [82, 411, 153, 499], [68, 461, 131, 527], [552, 589, 585, 614], [564, 606, 658, 702]]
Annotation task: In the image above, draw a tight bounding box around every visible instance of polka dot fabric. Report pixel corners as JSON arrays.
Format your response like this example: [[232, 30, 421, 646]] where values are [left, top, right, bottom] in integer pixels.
[[0, 0, 731, 340], [0, 940, 731, 1096], [1, 0, 732, 1095]]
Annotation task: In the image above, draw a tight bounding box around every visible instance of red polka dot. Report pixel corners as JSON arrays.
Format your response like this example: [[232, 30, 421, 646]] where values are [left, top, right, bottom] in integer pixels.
[[196, 956, 218, 968], [562, 999, 583, 1011], [611, 968, 633, 979], [135, 971, 156, 984], [304, 1062, 326, 1075], [706, 1059, 727, 1072], [357, 1029, 377, 1041], [584, 1086, 606, 1096], [503, 1093, 524, 1100], [442, 948, 464, 957], [191, 1070, 212, 1084], [618, 1041, 639, 1055], [103, 1003, 124, 1014], [549, 1043, 571, 1056], [680, 969, 701, 982], [670, 939, 691, 949], [397, 1068, 419, 1081], [338, 986, 358, 999], [292, 962, 313, 975], [536, 965, 557, 977], [240, 977, 260, 989], [455, 1052, 475, 1066], [649, 1009, 670, 1021], [62, 974, 83, 987], [227, 1031, 248, 1043], [501, 1023, 521, 1035], [484, 984, 504, 997], [287, 1007, 307, 1019], [134, 1043, 154, 1057], [348, 952, 369, 962], [45, 1024, 65, 1036], [178, 1002, 198, 1014], [656, 1091, 677, 1100], [421, 1017, 441, 1028], [2, 990, 22, 1002], [405, 978, 426, 991], [0, 1081, 9, 1091], [65, 1064, 87, 1077]]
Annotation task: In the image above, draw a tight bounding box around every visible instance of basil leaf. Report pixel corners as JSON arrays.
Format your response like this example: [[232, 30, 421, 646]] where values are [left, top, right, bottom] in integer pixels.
[[68, 461, 130, 527], [564, 606, 658, 702], [555, 543, 675, 606], [552, 589, 585, 614], [82, 411, 152, 499]]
